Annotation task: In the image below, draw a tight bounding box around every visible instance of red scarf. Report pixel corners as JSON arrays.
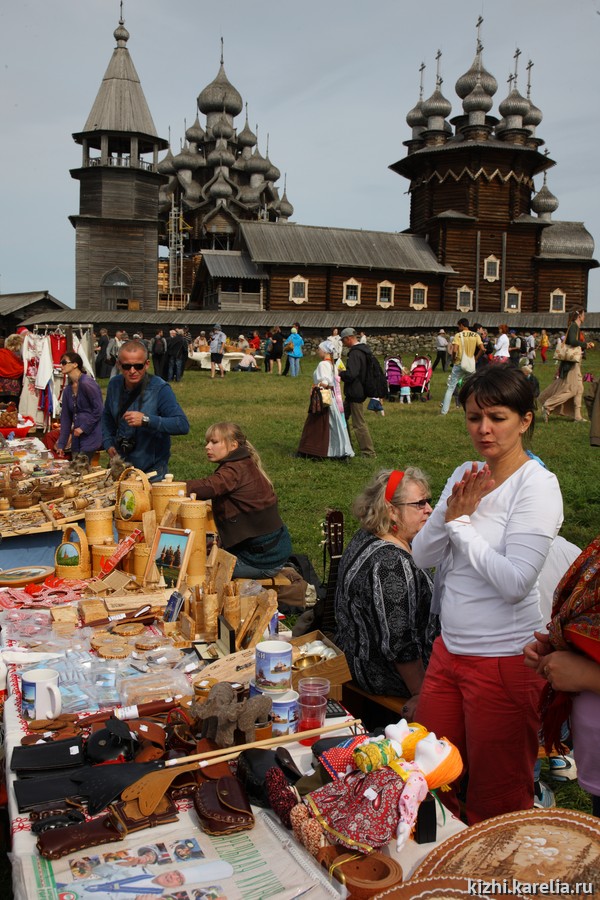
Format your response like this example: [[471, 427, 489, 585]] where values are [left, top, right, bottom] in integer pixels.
[[0, 349, 24, 379]]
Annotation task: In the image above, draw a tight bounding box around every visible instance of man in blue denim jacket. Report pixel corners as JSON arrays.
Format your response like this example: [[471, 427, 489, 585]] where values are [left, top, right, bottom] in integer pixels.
[[102, 340, 190, 481]]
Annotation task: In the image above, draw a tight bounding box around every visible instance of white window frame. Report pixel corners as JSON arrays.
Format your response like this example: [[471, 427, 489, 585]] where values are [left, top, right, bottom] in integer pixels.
[[376, 280, 394, 308], [342, 277, 361, 307], [289, 274, 309, 305], [456, 285, 473, 311], [410, 282, 428, 310], [484, 254, 500, 283], [550, 288, 566, 314], [504, 286, 522, 313]]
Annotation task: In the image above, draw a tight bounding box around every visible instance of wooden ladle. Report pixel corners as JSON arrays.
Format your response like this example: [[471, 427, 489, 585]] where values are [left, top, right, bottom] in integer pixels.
[[122, 717, 361, 816]]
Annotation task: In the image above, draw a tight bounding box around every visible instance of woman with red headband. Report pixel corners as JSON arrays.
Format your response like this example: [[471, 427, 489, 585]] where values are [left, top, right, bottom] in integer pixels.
[[412, 365, 563, 824], [334, 468, 439, 720]]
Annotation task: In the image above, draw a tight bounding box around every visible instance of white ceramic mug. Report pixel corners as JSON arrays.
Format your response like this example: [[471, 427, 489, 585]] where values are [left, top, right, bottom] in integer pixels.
[[255, 640, 293, 693], [21, 668, 62, 720]]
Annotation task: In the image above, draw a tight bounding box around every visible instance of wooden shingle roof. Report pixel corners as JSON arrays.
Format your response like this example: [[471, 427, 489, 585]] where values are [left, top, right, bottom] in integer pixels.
[[240, 222, 454, 274]]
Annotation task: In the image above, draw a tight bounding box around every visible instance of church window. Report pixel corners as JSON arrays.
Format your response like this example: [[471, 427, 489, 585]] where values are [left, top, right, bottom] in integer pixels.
[[377, 281, 394, 307], [457, 286, 473, 311], [343, 278, 361, 307], [289, 275, 308, 304], [484, 255, 500, 282], [410, 283, 428, 309], [504, 286, 522, 313], [550, 289, 566, 313]]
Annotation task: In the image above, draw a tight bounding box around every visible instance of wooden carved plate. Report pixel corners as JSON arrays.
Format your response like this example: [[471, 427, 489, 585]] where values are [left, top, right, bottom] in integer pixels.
[[0, 565, 55, 587], [374, 876, 475, 899], [412, 809, 600, 896]]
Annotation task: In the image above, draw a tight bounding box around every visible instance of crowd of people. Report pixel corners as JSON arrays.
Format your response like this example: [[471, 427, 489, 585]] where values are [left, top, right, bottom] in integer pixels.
[[3, 310, 596, 825]]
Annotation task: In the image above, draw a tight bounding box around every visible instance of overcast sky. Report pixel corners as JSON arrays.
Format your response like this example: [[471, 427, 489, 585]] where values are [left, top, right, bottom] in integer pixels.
[[2, 0, 599, 311]]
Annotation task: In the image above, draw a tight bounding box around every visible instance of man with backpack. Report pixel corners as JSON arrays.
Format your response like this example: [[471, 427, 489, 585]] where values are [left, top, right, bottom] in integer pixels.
[[440, 318, 484, 415], [339, 327, 378, 458]]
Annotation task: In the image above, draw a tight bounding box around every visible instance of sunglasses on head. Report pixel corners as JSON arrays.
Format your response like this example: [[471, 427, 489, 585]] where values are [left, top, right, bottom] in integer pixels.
[[120, 362, 146, 371], [396, 498, 433, 509]]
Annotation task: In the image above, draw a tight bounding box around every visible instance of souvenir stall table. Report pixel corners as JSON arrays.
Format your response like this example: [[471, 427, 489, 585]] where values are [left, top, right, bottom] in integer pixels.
[[189, 350, 263, 372], [0, 435, 115, 569], [1, 466, 472, 900]]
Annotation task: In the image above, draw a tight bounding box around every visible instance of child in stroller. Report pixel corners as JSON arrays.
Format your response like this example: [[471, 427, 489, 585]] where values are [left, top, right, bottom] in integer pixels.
[[409, 355, 432, 401], [384, 356, 403, 402]]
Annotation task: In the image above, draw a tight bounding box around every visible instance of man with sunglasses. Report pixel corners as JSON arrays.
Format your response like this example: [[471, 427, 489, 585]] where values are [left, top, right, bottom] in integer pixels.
[[102, 340, 189, 481]]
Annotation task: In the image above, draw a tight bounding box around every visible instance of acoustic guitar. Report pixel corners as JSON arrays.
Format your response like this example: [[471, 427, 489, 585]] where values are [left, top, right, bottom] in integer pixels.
[[319, 509, 344, 638]]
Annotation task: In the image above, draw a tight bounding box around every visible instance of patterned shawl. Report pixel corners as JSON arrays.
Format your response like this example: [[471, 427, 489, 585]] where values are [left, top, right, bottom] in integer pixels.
[[542, 533, 600, 751]]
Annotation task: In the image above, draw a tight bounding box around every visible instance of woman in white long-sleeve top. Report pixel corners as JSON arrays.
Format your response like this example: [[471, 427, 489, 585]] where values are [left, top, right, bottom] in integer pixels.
[[412, 365, 563, 825]]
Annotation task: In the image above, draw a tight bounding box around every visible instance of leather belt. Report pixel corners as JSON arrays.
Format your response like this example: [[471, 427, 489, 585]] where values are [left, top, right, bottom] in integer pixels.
[[317, 845, 404, 898]]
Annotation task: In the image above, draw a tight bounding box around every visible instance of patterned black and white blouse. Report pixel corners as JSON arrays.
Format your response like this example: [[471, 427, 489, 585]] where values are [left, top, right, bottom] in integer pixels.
[[334, 529, 439, 696]]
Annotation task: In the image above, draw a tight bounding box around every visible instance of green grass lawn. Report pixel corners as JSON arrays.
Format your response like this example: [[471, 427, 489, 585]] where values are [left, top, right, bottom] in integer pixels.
[[165, 352, 600, 563], [167, 355, 599, 816]]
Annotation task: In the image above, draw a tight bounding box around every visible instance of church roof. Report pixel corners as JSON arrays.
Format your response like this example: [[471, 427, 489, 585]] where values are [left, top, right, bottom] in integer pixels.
[[0, 291, 68, 316], [201, 250, 267, 280], [538, 222, 597, 262], [240, 222, 454, 274], [77, 19, 163, 141]]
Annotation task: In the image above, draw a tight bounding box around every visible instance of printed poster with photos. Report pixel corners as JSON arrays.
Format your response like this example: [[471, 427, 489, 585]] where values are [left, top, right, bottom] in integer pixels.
[[20, 813, 343, 900]]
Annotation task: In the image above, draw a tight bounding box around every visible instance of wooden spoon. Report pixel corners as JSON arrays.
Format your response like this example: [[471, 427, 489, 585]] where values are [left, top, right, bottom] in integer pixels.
[[122, 717, 361, 816]]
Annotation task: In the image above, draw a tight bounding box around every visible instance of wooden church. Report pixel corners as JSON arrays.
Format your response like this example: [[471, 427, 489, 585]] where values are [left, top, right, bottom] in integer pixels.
[[70, 16, 596, 318]]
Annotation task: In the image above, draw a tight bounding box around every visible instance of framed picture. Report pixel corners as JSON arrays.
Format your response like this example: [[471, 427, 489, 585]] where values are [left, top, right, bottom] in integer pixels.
[[144, 527, 192, 592]]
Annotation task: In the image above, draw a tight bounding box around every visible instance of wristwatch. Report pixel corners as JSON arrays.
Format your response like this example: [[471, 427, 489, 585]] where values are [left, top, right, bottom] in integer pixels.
[[141, 415, 150, 426]]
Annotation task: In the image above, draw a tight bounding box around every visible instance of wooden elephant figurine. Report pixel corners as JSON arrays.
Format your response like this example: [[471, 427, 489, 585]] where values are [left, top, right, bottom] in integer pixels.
[[192, 682, 240, 748], [236, 694, 273, 743]]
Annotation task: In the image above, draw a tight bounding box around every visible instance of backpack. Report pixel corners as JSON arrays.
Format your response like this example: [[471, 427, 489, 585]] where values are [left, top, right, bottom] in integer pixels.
[[363, 353, 389, 398], [152, 337, 165, 356]]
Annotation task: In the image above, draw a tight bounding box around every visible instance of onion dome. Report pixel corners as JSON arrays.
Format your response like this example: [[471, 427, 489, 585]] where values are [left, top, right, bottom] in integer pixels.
[[186, 115, 205, 145], [238, 115, 257, 148], [531, 181, 559, 217], [172, 143, 202, 171], [278, 190, 294, 218], [455, 51, 497, 99], [157, 148, 177, 175], [406, 99, 426, 129], [498, 86, 530, 120], [211, 112, 234, 140], [239, 184, 264, 204], [246, 146, 270, 175], [114, 20, 130, 46], [523, 97, 542, 128], [197, 63, 243, 117], [182, 180, 203, 204], [207, 138, 235, 168], [421, 86, 452, 121], [463, 78, 493, 115], [209, 168, 233, 199], [265, 157, 281, 182]]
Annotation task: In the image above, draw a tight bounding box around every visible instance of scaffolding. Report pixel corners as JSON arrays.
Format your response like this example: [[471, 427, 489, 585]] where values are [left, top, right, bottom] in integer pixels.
[[160, 198, 191, 310]]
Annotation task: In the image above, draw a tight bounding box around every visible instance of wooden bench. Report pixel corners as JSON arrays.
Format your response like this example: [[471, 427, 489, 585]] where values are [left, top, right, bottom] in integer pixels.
[[342, 681, 408, 730]]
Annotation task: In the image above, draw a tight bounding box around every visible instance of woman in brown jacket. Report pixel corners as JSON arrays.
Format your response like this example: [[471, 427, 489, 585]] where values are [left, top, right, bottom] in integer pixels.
[[186, 422, 292, 578]]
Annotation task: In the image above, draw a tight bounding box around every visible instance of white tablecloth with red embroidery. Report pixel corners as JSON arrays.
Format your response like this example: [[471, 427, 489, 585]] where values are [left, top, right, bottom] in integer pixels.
[[4, 665, 465, 899]]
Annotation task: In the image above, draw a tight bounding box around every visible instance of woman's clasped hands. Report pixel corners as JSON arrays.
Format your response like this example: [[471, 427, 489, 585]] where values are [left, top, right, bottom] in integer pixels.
[[445, 462, 495, 522]]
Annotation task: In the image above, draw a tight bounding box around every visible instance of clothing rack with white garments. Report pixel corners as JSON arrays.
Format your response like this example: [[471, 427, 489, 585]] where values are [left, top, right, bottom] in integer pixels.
[[18, 327, 96, 429]]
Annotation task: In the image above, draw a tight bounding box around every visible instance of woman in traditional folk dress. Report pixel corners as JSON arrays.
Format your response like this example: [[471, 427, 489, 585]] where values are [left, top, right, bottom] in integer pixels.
[[296, 341, 354, 460]]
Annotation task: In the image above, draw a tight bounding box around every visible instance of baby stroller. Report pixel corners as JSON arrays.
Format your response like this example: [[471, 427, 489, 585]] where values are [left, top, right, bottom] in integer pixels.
[[409, 355, 432, 401], [384, 356, 403, 402]]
